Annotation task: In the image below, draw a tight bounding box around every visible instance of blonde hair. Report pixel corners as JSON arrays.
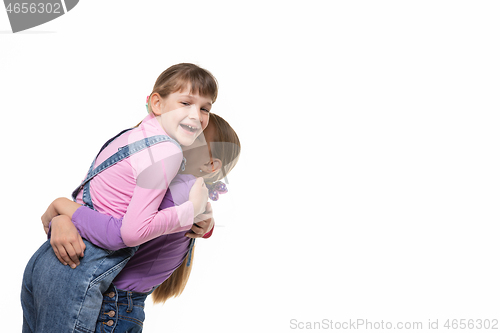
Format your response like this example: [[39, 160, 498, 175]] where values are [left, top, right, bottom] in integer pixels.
[[147, 63, 218, 113], [151, 114, 241, 304]]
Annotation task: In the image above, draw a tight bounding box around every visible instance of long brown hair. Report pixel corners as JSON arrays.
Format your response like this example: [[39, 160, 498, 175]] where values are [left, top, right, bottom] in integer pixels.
[[151, 113, 241, 304], [151, 245, 195, 304]]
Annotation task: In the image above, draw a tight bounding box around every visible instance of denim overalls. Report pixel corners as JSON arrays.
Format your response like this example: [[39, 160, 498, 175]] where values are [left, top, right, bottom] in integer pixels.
[[21, 128, 185, 333]]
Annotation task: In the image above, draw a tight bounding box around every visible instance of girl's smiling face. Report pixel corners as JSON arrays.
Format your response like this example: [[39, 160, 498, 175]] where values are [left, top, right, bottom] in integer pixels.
[[150, 88, 212, 146]]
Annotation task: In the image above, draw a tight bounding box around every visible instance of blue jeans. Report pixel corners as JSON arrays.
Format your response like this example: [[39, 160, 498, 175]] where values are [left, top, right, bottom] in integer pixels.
[[95, 285, 150, 333], [21, 239, 137, 333]]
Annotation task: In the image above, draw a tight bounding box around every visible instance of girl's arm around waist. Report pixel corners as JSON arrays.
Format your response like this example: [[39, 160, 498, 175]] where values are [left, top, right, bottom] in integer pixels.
[[72, 206, 128, 250]]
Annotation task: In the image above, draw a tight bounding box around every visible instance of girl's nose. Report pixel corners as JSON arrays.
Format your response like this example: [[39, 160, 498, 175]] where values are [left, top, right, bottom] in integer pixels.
[[188, 105, 202, 122]]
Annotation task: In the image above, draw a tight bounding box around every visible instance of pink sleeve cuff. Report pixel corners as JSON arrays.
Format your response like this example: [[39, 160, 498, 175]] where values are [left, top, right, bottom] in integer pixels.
[[175, 201, 194, 231]]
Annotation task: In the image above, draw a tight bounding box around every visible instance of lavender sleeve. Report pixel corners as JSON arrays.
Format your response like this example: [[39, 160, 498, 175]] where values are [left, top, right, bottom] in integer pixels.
[[71, 175, 196, 251], [71, 207, 127, 250]]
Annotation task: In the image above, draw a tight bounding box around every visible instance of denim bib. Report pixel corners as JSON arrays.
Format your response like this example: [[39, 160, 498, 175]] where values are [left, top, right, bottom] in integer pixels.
[[71, 128, 186, 209]]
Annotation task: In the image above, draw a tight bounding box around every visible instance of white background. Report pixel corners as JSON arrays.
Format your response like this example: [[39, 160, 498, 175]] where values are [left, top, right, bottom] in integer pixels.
[[1, 1, 500, 332]]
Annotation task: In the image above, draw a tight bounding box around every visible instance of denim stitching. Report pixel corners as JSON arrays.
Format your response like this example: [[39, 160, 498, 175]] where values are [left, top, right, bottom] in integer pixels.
[[117, 314, 144, 327]]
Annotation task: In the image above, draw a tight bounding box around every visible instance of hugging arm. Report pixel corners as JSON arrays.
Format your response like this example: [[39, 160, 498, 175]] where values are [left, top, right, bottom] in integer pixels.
[[50, 203, 214, 267], [40, 197, 126, 267], [42, 197, 128, 249], [118, 143, 206, 246], [45, 175, 214, 267]]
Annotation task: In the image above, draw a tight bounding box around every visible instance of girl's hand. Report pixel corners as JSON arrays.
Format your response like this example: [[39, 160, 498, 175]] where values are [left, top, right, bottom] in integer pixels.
[[41, 197, 81, 234], [188, 177, 209, 217], [50, 215, 86, 269], [186, 202, 214, 238]]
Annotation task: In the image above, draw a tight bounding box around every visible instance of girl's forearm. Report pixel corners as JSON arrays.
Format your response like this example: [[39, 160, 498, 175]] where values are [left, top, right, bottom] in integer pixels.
[[41, 197, 81, 235], [71, 206, 127, 250], [52, 197, 81, 219]]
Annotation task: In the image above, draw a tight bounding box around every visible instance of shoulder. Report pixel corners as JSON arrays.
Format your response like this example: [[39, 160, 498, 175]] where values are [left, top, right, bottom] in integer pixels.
[[128, 117, 183, 161], [167, 174, 197, 205], [129, 139, 183, 176], [170, 174, 197, 192]]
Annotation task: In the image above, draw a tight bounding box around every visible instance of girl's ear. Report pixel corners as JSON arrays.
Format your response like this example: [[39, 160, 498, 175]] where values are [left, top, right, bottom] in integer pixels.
[[211, 158, 222, 173], [202, 158, 222, 174], [150, 93, 163, 116]]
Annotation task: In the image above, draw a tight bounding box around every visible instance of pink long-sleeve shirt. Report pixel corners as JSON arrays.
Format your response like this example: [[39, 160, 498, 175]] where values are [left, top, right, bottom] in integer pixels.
[[74, 113, 194, 246]]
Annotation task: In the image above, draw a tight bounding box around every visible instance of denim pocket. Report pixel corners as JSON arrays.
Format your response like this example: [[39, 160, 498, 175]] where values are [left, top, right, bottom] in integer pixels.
[[118, 302, 145, 327]]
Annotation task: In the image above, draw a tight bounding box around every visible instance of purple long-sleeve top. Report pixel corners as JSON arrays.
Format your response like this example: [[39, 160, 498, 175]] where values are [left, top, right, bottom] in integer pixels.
[[71, 173, 198, 292]]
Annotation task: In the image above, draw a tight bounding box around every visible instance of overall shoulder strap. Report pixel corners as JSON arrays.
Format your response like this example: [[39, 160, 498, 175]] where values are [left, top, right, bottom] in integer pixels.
[[72, 130, 184, 209], [71, 128, 134, 202]]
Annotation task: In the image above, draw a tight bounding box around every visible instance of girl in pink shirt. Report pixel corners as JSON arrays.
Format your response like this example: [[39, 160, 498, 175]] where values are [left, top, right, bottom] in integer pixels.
[[21, 63, 226, 333]]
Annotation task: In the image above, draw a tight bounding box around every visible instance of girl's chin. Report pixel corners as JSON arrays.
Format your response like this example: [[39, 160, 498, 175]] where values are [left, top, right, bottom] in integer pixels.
[[176, 134, 198, 147]]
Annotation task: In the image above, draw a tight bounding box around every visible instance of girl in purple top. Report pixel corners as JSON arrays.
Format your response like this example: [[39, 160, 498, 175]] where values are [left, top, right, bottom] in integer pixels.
[[44, 113, 240, 331], [48, 112, 240, 291], [21, 63, 239, 333]]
